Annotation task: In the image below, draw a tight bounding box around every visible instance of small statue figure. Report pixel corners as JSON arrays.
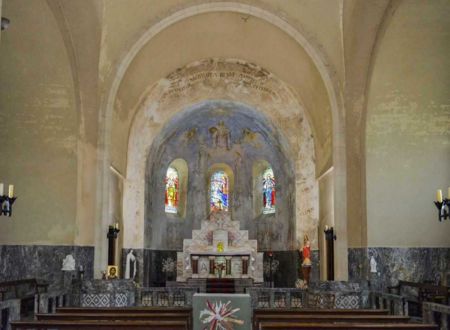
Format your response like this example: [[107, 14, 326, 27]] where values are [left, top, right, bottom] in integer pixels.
[[125, 249, 137, 280], [370, 256, 377, 273], [61, 254, 76, 271], [300, 235, 312, 287]]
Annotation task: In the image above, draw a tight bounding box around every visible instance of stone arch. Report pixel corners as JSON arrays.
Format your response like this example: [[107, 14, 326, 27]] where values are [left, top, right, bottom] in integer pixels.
[[97, 2, 347, 278], [123, 59, 317, 255]]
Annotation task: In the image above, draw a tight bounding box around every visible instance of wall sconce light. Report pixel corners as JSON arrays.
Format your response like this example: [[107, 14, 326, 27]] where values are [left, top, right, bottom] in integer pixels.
[[434, 189, 449, 221], [0, 183, 17, 217], [324, 226, 336, 240], [1, 17, 10, 31]]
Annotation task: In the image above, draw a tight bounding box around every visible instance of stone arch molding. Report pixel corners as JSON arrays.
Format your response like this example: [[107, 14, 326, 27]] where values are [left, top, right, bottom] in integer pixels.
[[97, 2, 348, 278], [123, 58, 319, 251]]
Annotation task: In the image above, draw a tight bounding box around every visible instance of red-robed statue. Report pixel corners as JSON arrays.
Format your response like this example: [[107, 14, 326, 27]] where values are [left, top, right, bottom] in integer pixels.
[[300, 235, 312, 287]]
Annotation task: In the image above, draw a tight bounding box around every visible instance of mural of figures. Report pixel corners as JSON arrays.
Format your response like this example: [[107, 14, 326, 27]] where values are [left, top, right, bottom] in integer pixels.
[[165, 167, 179, 214], [210, 171, 229, 212], [262, 167, 276, 214]]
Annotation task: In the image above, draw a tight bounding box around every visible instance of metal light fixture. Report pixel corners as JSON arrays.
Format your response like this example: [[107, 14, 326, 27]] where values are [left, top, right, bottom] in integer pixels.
[[1, 17, 10, 31], [434, 189, 449, 221], [0, 183, 17, 216]]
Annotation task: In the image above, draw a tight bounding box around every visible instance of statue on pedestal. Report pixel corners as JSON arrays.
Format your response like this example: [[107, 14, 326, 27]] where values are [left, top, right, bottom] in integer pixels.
[[61, 254, 76, 271], [301, 235, 312, 287], [125, 249, 137, 280]]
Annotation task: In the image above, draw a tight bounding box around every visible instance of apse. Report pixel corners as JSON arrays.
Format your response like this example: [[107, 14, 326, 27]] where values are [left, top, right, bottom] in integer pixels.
[[144, 101, 296, 252]]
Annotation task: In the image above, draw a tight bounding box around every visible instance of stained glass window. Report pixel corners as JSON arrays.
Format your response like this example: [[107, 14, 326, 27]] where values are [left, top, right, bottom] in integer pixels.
[[210, 171, 229, 212], [165, 167, 179, 214], [262, 167, 276, 214]]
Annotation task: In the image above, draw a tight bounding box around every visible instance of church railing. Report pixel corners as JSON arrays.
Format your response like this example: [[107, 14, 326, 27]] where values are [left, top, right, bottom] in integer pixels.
[[137, 287, 199, 307], [247, 287, 365, 309], [369, 291, 408, 316], [422, 302, 450, 330], [35, 289, 70, 313], [246, 288, 308, 309]]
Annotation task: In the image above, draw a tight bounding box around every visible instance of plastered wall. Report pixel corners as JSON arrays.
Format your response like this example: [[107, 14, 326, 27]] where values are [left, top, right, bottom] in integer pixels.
[[0, 0, 78, 245], [366, 0, 450, 248]]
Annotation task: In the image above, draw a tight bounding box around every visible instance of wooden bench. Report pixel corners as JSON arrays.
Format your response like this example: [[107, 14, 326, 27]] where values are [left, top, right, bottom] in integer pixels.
[[56, 306, 191, 314], [254, 308, 390, 315], [10, 319, 188, 330], [258, 322, 438, 329], [388, 281, 450, 305], [253, 308, 389, 328], [0, 279, 48, 299], [254, 314, 411, 328]]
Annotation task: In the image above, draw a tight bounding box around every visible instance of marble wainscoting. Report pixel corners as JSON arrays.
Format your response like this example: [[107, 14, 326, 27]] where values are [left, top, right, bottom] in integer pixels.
[[121, 248, 144, 285], [348, 247, 450, 291], [0, 245, 94, 290]]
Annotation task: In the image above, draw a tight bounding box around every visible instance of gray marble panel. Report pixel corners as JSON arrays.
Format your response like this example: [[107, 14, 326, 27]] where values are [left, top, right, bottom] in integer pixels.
[[348, 247, 450, 291], [0, 299, 20, 330], [0, 245, 94, 290]]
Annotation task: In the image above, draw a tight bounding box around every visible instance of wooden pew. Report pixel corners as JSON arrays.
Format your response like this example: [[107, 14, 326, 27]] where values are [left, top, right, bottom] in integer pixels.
[[53, 307, 192, 328], [36, 312, 189, 322], [56, 306, 191, 314], [254, 314, 411, 328], [253, 308, 389, 329], [258, 322, 438, 329], [10, 319, 188, 330], [254, 308, 390, 315]]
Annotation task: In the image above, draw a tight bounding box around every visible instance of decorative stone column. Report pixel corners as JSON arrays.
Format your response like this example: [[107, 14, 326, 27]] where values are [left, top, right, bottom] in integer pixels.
[[209, 256, 216, 278], [225, 256, 232, 276], [241, 256, 249, 278], [192, 256, 199, 278]]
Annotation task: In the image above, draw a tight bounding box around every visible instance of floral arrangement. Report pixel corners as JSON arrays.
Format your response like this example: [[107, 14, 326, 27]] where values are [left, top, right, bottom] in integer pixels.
[[162, 257, 176, 274], [200, 300, 244, 329]]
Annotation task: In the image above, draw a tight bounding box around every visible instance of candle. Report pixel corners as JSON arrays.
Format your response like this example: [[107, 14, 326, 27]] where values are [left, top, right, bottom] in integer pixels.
[[437, 189, 443, 203], [8, 185, 14, 198], [0, 183, 3, 196]]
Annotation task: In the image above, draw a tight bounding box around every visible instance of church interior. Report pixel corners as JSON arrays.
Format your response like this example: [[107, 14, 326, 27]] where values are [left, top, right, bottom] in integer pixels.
[[0, 0, 449, 329]]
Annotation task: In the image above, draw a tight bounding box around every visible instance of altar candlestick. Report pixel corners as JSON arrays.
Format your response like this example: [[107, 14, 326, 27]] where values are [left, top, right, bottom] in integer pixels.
[[437, 189, 443, 203], [0, 183, 3, 195], [8, 185, 14, 198]]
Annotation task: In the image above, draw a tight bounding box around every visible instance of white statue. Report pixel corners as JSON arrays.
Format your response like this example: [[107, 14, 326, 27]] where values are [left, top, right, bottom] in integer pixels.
[[61, 254, 76, 271], [370, 256, 377, 273], [125, 249, 137, 279]]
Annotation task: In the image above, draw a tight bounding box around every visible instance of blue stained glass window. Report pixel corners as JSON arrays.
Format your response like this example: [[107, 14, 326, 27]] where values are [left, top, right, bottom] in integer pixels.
[[210, 171, 229, 212], [263, 167, 276, 214], [165, 167, 179, 214]]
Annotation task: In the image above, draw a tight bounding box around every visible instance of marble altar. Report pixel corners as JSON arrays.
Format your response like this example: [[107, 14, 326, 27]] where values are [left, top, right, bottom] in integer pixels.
[[177, 211, 263, 282]]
